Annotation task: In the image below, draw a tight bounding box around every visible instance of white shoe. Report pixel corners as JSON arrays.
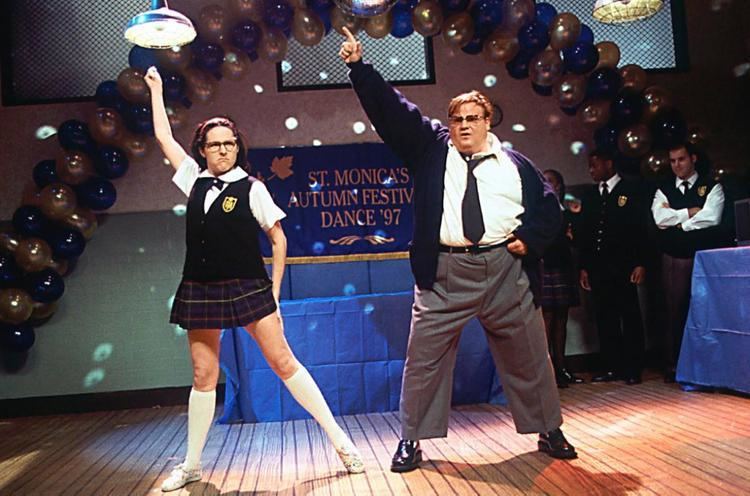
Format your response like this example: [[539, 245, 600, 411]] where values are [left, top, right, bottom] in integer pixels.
[[336, 443, 365, 474], [161, 463, 202, 492]]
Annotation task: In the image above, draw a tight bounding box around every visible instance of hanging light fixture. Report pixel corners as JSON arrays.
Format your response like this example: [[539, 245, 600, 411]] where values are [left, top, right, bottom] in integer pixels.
[[593, 0, 664, 24], [124, 0, 196, 49]]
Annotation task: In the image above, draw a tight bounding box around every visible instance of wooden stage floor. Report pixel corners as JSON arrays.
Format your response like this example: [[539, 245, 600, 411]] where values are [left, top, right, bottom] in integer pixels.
[[2, 375, 749, 495]]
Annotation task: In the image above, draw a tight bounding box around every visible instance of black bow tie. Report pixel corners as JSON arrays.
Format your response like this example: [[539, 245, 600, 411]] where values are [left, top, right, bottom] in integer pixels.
[[211, 178, 224, 189]]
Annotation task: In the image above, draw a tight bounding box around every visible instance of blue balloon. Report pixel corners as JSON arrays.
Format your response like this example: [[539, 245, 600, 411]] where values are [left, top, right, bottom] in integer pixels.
[[49, 228, 86, 260], [506, 51, 533, 79], [399, 0, 419, 8], [562, 41, 599, 74], [125, 104, 154, 136], [314, 6, 333, 34], [0, 325, 35, 352], [0, 253, 21, 287], [650, 108, 687, 147], [12, 206, 49, 239], [78, 177, 117, 211], [128, 46, 160, 71], [594, 123, 620, 152], [611, 90, 645, 126], [24, 269, 65, 303], [308, 0, 333, 9], [560, 105, 579, 116], [264, 0, 294, 30], [58, 120, 94, 153], [33, 159, 59, 188], [461, 33, 486, 55], [95, 146, 130, 179], [535, 2, 557, 26], [230, 20, 262, 60], [391, 4, 414, 38], [192, 41, 225, 75], [95, 80, 120, 107], [471, 0, 503, 34], [578, 24, 594, 44], [532, 83, 553, 96], [162, 73, 189, 105], [441, 0, 470, 13], [587, 67, 623, 100], [518, 21, 550, 53]]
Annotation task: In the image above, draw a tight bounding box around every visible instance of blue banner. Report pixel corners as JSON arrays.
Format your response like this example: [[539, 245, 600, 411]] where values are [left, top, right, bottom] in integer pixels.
[[250, 143, 414, 262]]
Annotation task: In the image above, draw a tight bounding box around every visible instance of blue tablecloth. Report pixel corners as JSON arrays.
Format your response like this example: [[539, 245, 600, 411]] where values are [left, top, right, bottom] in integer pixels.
[[219, 291, 506, 423], [677, 247, 750, 393]]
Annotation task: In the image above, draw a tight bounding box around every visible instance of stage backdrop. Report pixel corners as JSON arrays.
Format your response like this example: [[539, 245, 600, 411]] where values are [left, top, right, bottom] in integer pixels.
[[250, 143, 413, 262]]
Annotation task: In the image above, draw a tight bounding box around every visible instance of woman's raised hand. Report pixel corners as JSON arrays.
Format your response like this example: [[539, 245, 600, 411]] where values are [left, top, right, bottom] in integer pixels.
[[144, 66, 163, 92]]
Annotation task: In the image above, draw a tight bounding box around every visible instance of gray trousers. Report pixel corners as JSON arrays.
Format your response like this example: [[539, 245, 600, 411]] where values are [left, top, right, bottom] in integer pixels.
[[400, 248, 563, 440]]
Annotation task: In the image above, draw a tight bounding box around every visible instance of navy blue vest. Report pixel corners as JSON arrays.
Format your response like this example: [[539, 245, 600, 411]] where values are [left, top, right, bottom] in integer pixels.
[[183, 177, 269, 282]]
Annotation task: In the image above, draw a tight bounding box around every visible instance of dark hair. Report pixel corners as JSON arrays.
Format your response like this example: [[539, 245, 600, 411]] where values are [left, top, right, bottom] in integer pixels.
[[189, 116, 249, 173], [588, 149, 614, 162], [448, 90, 493, 121], [668, 142, 710, 174], [667, 142, 697, 157], [543, 168, 566, 199]]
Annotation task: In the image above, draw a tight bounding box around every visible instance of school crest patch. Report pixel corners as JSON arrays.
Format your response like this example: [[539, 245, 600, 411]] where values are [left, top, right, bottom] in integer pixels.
[[222, 196, 238, 213], [618, 195, 628, 207], [697, 185, 707, 197]]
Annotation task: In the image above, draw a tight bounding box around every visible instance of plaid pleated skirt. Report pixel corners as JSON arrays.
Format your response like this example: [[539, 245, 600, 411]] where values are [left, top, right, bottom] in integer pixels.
[[541, 268, 581, 309], [170, 278, 277, 330]]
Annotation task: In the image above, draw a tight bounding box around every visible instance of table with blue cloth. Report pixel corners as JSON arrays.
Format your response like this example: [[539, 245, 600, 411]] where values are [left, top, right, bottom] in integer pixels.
[[677, 247, 750, 394], [218, 291, 506, 423]]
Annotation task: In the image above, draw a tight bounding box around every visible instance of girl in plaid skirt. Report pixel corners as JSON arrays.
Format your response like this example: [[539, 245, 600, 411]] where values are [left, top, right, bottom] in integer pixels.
[[146, 67, 363, 492]]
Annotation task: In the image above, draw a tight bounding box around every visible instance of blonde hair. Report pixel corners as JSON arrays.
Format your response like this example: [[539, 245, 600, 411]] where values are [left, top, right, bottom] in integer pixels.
[[448, 90, 493, 120]]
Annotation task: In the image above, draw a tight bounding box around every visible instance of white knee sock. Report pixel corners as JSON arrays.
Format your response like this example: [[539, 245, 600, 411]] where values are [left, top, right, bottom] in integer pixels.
[[283, 366, 350, 450], [184, 388, 216, 470]]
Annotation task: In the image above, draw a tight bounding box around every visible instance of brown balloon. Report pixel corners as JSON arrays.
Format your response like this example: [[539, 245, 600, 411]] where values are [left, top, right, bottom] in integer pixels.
[[166, 105, 189, 130], [442, 12, 474, 49], [120, 132, 151, 159], [198, 4, 228, 43], [21, 182, 42, 208], [156, 46, 192, 73], [619, 64, 648, 92], [0, 288, 34, 325], [15, 238, 53, 273], [62, 207, 98, 240], [549, 13, 581, 51], [483, 29, 520, 63], [641, 149, 670, 178], [596, 41, 621, 69], [293, 8, 326, 46], [503, 0, 536, 31], [89, 107, 125, 145], [529, 49, 564, 87], [228, 0, 265, 22], [365, 11, 393, 40], [30, 301, 59, 322], [618, 123, 652, 158], [688, 126, 709, 148], [185, 68, 217, 104], [47, 257, 70, 276], [642, 86, 673, 121], [0, 230, 20, 254], [117, 67, 150, 105], [579, 100, 611, 128], [56, 150, 94, 185], [412, 0, 443, 37], [260, 27, 289, 63], [222, 52, 251, 80], [554, 73, 587, 108], [331, 7, 363, 36], [39, 183, 77, 220]]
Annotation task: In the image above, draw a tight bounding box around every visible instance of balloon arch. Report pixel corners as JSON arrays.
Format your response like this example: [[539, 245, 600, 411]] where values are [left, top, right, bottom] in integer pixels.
[[0, 0, 705, 356]]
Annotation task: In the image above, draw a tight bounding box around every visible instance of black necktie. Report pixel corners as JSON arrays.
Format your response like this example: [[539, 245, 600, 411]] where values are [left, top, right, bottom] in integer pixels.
[[601, 182, 609, 198], [681, 180, 690, 194], [462, 156, 487, 244]]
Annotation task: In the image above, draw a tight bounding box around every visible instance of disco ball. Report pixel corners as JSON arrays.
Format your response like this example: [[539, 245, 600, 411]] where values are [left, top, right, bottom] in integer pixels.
[[333, 0, 399, 17]]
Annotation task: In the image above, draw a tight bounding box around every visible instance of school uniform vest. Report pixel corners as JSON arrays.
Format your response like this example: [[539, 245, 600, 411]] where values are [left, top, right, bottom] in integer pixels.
[[183, 177, 268, 282], [657, 174, 724, 258]]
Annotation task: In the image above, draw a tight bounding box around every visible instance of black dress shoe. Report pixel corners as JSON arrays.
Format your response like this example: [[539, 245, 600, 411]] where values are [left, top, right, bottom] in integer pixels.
[[625, 375, 642, 385], [592, 371, 618, 383], [391, 439, 422, 473], [554, 370, 570, 389], [561, 369, 584, 384], [538, 428, 577, 459]]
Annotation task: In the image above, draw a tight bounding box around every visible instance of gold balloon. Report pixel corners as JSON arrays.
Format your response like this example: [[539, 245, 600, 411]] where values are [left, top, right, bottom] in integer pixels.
[[579, 100, 611, 128], [412, 0, 443, 37], [503, 0, 536, 31], [331, 7, 363, 36], [0, 230, 20, 254], [483, 29, 519, 63], [642, 86, 673, 121], [198, 4, 228, 43], [39, 183, 77, 220], [156, 46, 191, 73], [47, 257, 70, 276], [56, 150, 94, 185], [21, 182, 42, 208], [641, 149, 670, 178], [117, 67, 149, 105], [62, 207, 98, 240], [89, 107, 125, 145], [293, 8, 326, 46], [596, 41, 621, 69], [185, 68, 217, 104], [222, 52, 251, 80], [365, 12, 393, 40], [30, 301, 58, 322], [554, 73, 587, 108], [120, 132, 151, 159], [549, 13, 581, 51], [260, 28, 289, 63], [228, 0, 265, 22], [618, 123, 652, 158], [14, 238, 53, 273], [442, 12, 474, 49], [166, 106, 189, 130], [688, 126, 709, 148], [619, 64, 648, 92], [0, 288, 34, 325], [529, 49, 564, 87]]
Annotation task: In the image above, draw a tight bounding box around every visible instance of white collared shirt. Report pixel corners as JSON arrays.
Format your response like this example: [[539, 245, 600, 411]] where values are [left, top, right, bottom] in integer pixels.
[[172, 156, 286, 230], [440, 133, 523, 246], [651, 172, 724, 232], [600, 174, 621, 196]]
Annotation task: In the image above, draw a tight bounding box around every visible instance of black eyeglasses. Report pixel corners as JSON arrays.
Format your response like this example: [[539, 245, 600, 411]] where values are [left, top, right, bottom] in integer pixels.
[[205, 139, 238, 153], [447, 114, 486, 126]]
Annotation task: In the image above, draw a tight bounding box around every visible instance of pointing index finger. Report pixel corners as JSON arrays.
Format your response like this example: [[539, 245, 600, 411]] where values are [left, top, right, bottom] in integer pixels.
[[342, 26, 356, 44]]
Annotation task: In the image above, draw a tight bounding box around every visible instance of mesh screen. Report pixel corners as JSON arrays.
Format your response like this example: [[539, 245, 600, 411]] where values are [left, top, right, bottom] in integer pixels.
[[279, 30, 433, 90], [6, 0, 142, 103], [550, 0, 678, 69]]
